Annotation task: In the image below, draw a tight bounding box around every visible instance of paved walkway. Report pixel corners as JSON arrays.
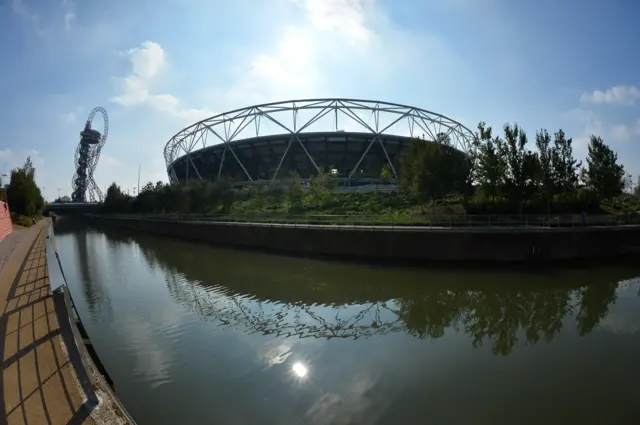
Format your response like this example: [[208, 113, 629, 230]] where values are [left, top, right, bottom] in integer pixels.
[[0, 221, 94, 425], [0, 221, 135, 425]]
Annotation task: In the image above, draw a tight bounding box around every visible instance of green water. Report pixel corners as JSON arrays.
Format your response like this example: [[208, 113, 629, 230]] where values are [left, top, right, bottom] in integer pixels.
[[53, 220, 640, 425]]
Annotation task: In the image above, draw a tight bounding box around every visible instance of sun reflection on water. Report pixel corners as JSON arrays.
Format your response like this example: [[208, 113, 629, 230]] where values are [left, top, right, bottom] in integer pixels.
[[292, 361, 309, 378]]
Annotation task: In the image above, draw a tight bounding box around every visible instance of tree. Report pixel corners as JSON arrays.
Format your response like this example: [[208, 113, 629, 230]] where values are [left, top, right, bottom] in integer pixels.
[[535, 129, 554, 212], [552, 129, 581, 194], [473, 122, 507, 204], [400, 139, 459, 213], [380, 163, 394, 185], [6, 158, 43, 217], [102, 183, 132, 213], [284, 171, 304, 212], [307, 168, 335, 208], [583, 136, 625, 199], [503, 123, 538, 214]]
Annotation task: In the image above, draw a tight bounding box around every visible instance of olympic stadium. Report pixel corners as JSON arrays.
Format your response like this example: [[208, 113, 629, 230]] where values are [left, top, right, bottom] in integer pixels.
[[164, 99, 476, 187]]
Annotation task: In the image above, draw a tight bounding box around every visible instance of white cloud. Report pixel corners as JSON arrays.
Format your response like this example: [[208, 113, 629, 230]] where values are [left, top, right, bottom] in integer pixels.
[[11, 0, 47, 37], [610, 124, 630, 142], [0, 148, 44, 173], [303, 0, 374, 46], [0, 149, 12, 163], [220, 0, 389, 107], [635, 118, 640, 135], [61, 111, 76, 122], [12, 0, 75, 36], [564, 108, 603, 136], [100, 154, 123, 168], [580, 85, 640, 106], [62, 0, 75, 32], [221, 27, 321, 106], [112, 41, 214, 122], [11, 0, 38, 23]]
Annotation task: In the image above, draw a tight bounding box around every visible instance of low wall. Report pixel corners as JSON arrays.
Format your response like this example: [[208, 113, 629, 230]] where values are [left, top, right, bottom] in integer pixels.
[[85, 216, 640, 263], [0, 200, 13, 241]]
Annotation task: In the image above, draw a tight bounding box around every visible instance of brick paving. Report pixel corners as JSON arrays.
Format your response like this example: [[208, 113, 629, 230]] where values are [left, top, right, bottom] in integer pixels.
[[0, 221, 96, 425]]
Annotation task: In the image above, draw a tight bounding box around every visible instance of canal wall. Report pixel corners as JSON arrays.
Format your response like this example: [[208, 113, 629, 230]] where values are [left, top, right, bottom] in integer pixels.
[[84, 215, 640, 263]]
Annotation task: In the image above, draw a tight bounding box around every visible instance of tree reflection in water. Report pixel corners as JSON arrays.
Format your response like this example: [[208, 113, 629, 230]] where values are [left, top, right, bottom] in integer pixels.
[[63, 221, 639, 356], [160, 272, 620, 355]]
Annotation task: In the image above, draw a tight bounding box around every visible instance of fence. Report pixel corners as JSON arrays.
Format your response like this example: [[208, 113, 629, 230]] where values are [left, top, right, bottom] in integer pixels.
[[101, 212, 640, 229]]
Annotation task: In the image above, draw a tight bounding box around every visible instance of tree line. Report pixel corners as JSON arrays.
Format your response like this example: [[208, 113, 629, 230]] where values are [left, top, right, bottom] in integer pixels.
[[100, 121, 638, 216], [400, 123, 632, 214], [100, 169, 339, 215]]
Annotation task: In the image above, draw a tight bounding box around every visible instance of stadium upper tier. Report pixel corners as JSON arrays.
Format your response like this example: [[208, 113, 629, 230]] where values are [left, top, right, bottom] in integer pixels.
[[164, 98, 475, 185]]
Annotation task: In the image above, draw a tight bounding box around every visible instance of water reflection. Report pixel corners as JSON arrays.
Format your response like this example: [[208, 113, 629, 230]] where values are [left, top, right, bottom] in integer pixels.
[[70, 227, 110, 315], [292, 361, 309, 378], [68, 221, 639, 356], [52, 220, 640, 425]]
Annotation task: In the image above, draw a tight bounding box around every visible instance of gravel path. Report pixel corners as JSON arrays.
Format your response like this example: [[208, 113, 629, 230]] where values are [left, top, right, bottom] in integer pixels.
[[0, 228, 26, 274]]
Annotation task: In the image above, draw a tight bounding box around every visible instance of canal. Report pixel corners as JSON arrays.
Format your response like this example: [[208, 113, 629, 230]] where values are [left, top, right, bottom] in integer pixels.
[[53, 220, 640, 425]]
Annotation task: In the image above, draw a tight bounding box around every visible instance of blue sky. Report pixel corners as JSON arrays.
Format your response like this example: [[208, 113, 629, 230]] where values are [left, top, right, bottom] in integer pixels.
[[1, 0, 639, 201]]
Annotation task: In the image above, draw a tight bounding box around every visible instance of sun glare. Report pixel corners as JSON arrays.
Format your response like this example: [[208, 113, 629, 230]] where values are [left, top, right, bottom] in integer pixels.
[[292, 361, 309, 378]]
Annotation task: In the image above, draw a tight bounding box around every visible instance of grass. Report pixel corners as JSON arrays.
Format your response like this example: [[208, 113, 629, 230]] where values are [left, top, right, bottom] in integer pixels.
[[109, 189, 640, 227]]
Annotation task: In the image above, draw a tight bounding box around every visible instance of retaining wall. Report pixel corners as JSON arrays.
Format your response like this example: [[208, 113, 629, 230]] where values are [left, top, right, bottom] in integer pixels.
[[0, 200, 13, 241], [85, 215, 640, 262]]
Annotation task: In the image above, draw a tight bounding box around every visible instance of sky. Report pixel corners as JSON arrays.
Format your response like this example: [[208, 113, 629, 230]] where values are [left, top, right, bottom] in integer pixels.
[[0, 0, 639, 201]]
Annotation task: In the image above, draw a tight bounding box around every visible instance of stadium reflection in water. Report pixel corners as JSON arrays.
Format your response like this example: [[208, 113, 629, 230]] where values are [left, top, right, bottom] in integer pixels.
[[53, 220, 640, 425]]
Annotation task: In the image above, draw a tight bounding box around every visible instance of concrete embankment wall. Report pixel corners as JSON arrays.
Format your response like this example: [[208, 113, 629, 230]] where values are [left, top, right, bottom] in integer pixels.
[[85, 215, 640, 262]]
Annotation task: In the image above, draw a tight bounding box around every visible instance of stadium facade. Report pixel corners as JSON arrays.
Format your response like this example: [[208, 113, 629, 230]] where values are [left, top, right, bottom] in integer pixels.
[[164, 99, 475, 186]]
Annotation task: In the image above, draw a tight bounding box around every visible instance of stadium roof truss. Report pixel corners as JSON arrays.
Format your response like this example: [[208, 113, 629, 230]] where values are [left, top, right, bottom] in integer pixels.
[[164, 98, 476, 184]]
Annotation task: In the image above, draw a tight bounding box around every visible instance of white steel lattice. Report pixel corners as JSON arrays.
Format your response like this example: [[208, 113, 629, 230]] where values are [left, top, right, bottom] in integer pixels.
[[164, 98, 475, 184]]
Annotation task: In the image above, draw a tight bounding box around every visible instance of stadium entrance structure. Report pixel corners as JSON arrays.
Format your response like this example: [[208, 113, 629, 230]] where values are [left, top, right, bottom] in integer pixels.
[[164, 99, 475, 187]]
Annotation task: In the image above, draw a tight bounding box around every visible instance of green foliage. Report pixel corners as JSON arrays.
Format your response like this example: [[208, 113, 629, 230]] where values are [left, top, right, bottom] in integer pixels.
[[306, 168, 335, 208], [380, 163, 394, 183], [101, 178, 236, 215], [583, 136, 625, 200], [552, 129, 581, 194], [6, 157, 43, 217], [473, 122, 507, 203], [98, 118, 631, 219], [444, 123, 622, 214], [283, 172, 304, 212], [102, 183, 132, 213], [502, 123, 538, 213], [400, 139, 467, 213]]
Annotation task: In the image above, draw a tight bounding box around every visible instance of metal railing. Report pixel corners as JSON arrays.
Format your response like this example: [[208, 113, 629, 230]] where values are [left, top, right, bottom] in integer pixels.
[[45, 221, 100, 406], [95, 212, 640, 229]]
